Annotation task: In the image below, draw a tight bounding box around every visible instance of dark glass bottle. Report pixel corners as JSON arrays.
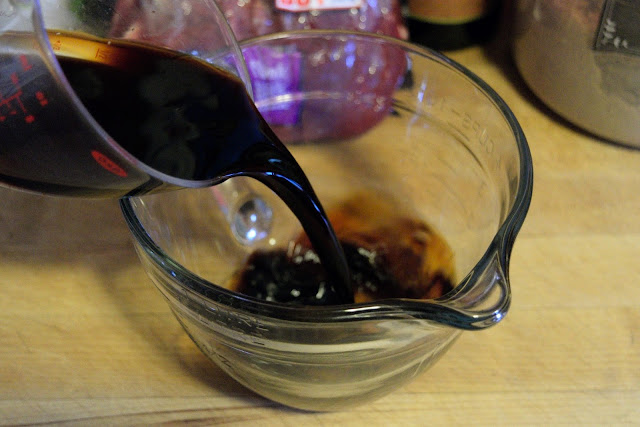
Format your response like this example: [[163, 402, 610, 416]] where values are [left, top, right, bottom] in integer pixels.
[[406, 0, 502, 51]]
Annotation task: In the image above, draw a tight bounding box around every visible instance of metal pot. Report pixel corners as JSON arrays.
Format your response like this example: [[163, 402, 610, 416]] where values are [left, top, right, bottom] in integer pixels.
[[512, 0, 640, 147]]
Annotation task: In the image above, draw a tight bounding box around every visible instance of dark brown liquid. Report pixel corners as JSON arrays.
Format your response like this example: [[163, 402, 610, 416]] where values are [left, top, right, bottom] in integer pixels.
[[53, 34, 353, 303], [232, 194, 456, 305]]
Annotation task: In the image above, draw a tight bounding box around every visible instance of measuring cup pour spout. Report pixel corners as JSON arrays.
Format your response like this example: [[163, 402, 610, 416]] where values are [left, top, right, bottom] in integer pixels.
[[401, 165, 532, 330], [349, 243, 512, 332], [433, 250, 510, 330]]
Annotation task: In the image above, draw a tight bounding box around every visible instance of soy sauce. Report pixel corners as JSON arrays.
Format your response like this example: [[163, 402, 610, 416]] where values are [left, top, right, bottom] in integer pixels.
[[54, 34, 353, 303], [232, 194, 456, 305], [232, 240, 455, 306]]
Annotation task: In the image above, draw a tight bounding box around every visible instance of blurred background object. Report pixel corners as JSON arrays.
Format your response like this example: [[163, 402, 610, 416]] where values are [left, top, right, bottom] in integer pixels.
[[106, 0, 408, 43], [405, 0, 503, 50], [512, 0, 640, 147], [217, 0, 408, 41]]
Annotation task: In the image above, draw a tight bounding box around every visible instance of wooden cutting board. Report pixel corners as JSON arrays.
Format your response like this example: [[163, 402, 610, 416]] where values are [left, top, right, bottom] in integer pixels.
[[0, 41, 639, 425]]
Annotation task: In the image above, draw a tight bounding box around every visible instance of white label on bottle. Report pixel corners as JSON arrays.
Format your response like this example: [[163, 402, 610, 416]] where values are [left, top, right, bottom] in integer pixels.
[[275, 0, 362, 12]]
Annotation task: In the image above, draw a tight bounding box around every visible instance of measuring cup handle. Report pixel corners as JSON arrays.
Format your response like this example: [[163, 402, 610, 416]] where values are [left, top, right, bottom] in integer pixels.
[[210, 179, 273, 245]]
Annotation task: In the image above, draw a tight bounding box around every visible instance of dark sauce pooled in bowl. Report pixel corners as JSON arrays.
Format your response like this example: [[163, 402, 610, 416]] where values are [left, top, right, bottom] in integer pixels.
[[232, 194, 456, 305]]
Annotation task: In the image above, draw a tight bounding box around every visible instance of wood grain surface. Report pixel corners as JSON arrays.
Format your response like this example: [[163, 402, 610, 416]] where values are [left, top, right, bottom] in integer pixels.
[[1, 39, 639, 425]]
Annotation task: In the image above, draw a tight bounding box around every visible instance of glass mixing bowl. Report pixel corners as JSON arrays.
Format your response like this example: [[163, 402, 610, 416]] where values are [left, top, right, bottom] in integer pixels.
[[121, 30, 533, 411]]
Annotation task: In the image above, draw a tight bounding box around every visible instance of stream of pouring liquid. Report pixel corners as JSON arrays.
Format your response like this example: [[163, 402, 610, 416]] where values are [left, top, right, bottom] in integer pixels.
[[51, 31, 354, 303]]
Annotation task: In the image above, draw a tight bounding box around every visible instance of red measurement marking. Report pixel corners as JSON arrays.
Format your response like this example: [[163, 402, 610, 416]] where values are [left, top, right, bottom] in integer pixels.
[[15, 96, 26, 113], [19, 55, 32, 71], [0, 91, 8, 122], [0, 74, 23, 123], [1, 91, 20, 116], [91, 150, 128, 177], [36, 91, 48, 106], [0, 67, 50, 124]]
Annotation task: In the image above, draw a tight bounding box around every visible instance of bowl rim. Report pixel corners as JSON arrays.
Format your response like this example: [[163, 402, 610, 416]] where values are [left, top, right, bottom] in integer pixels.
[[120, 29, 533, 330]]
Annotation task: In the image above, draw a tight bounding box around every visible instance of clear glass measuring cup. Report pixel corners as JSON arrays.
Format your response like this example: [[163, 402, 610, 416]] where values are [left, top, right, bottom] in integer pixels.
[[0, 0, 251, 197], [121, 30, 534, 411]]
